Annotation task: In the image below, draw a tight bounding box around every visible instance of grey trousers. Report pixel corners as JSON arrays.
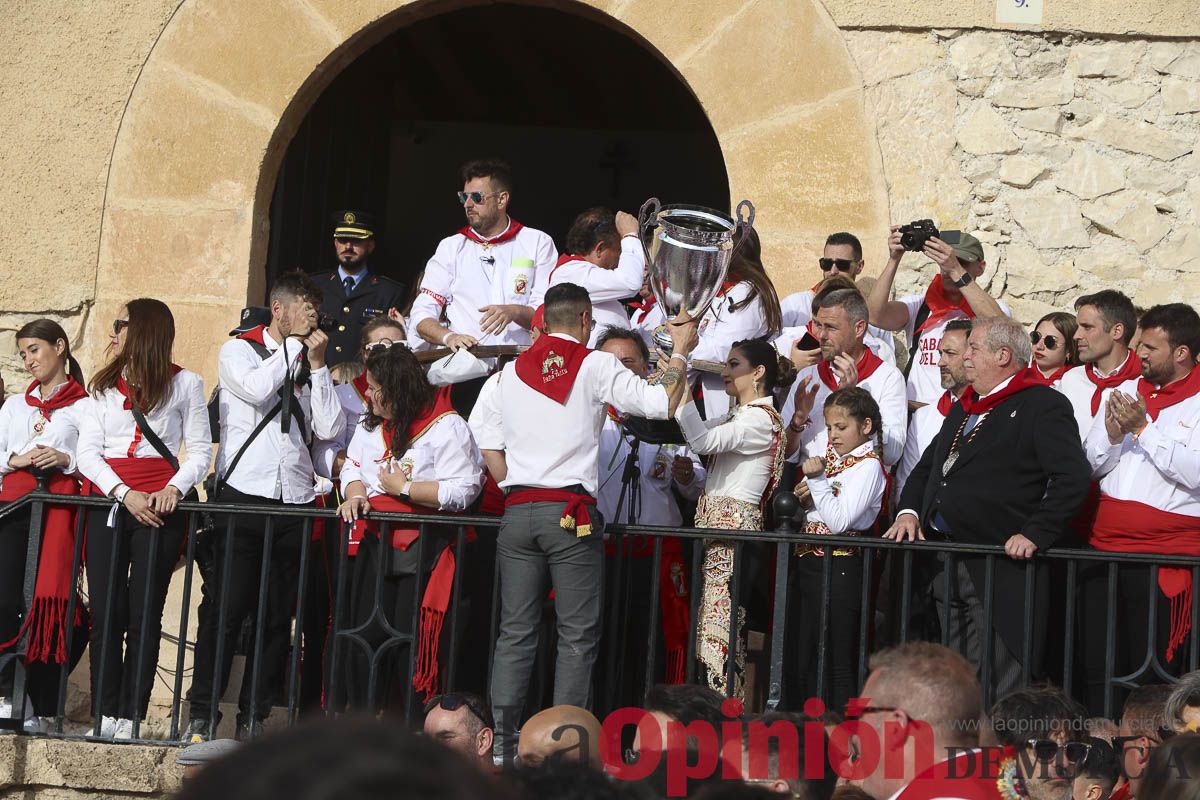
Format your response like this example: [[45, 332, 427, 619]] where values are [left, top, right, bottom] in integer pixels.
[[490, 501, 604, 757], [930, 558, 1023, 700]]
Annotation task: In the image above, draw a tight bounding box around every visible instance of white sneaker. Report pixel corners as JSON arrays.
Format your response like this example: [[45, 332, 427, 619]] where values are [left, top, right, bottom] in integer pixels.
[[22, 715, 46, 734], [114, 718, 135, 740], [86, 715, 118, 738]]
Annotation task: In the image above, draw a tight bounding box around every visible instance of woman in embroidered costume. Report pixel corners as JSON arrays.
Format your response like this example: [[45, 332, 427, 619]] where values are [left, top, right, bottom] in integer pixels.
[[673, 338, 792, 696], [1026, 311, 1079, 387], [76, 299, 212, 739], [337, 344, 484, 711], [790, 387, 887, 710], [0, 320, 89, 731]]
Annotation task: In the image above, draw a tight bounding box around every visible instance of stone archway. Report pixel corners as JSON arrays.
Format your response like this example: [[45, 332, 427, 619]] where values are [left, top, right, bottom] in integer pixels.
[[89, 0, 889, 382]]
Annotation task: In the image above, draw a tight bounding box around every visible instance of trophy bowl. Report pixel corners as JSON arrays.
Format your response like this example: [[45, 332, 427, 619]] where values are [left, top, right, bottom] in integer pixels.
[[638, 198, 755, 352]]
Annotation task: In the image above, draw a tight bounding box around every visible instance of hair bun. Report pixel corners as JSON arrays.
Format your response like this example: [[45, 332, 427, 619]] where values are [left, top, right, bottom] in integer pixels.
[[776, 352, 798, 389]]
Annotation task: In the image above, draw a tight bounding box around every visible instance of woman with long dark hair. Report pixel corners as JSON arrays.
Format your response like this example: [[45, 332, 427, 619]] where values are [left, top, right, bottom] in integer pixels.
[[0, 320, 88, 730], [688, 227, 784, 419], [76, 299, 211, 739], [337, 344, 484, 711], [673, 338, 793, 698]]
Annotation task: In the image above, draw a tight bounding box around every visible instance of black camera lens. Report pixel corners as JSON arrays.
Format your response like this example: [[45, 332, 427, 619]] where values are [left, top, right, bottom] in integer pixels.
[[316, 312, 338, 333], [899, 219, 940, 252]]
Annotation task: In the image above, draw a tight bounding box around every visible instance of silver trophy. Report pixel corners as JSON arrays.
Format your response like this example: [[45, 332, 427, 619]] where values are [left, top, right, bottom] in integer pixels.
[[638, 198, 755, 352]]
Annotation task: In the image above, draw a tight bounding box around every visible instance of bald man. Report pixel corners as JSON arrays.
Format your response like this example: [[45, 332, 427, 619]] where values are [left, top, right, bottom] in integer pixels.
[[516, 705, 602, 769]]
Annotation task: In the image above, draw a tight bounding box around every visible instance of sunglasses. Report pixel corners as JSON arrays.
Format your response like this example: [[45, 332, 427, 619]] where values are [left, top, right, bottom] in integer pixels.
[[363, 339, 403, 354], [1026, 739, 1092, 764], [1030, 331, 1060, 350], [112, 319, 130, 335], [457, 191, 500, 205], [423, 692, 491, 728], [1113, 730, 1172, 753], [819, 257, 858, 272]]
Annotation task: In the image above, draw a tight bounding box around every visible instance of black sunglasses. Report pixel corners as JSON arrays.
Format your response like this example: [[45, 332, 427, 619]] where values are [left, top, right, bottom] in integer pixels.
[[457, 190, 499, 205], [112, 319, 130, 335], [423, 692, 491, 728], [1030, 331, 1060, 350], [819, 257, 858, 272], [363, 339, 409, 355], [1027, 739, 1092, 764]]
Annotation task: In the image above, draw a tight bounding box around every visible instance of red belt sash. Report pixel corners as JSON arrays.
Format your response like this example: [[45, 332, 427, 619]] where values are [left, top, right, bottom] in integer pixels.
[[0, 469, 82, 663], [505, 488, 596, 537], [86, 457, 177, 495], [1091, 494, 1200, 662], [351, 493, 462, 700]]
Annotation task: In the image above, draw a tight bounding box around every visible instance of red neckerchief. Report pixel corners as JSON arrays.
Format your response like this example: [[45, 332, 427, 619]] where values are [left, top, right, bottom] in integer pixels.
[[628, 295, 657, 314], [514, 334, 591, 404], [352, 373, 370, 406], [1021, 364, 1070, 386], [116, 365, 183, 411], [1084, 352, 1142, 415], [24, 378, 87, 419], [959, 371, 1041, 415], [382, 386, 458, 459], [936, 390, 957, 416], [915, 277, 975, 335], [458, 218, 524, 245], [549, 252, 588, 284], [1139, 366, 1200, 421], [716, 277, 740, 297], [816, 348, 883, 391]]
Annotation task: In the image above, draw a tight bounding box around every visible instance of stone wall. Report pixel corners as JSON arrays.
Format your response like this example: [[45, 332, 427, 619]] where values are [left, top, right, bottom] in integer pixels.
[[0, 737, 179, 800], [845, 30, 1200, 322]]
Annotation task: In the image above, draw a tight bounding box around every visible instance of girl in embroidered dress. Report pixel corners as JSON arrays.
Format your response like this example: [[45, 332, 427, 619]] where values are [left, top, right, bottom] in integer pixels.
[[789, 387, 886, 710], [77, 299, 211, 739], [674, 339, 793, 697], [337, 344, 484, 712], [0, 320, 88, 731]]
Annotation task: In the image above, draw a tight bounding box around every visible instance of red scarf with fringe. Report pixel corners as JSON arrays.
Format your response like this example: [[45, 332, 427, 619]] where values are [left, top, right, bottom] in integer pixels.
[[914, 278, 975, 336], [0, 470, 83, 664], [1091, 496, 1200, 663], [459, 219, 524, 245], [514, 334, 590, 404], [1083, 353, 1142, 415]]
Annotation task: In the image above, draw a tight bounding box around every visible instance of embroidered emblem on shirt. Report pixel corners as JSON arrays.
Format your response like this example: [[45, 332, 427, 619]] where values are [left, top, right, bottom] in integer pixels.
[[997, 756, 1022, 800], [397, 457, 415, 481], [513, 273, 529, 295]]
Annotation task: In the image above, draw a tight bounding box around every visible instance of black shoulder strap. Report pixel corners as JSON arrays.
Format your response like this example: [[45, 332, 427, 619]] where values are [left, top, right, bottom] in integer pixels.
[[130, 407, 180, 471], [213, 401, 283, 497], [903, 302, 932, 379]]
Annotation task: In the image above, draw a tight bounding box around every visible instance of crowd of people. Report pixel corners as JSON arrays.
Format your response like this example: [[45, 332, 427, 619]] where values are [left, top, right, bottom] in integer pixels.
[[0, 157, 1197, 796]]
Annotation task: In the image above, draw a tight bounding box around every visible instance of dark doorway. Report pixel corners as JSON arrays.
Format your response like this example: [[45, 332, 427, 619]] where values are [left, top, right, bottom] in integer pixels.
[[265, 1, 729, 301]]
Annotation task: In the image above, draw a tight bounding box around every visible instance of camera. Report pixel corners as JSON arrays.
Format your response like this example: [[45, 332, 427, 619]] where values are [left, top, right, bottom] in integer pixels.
[[898, 220, 961, 252], [316, 312, 338, 333]]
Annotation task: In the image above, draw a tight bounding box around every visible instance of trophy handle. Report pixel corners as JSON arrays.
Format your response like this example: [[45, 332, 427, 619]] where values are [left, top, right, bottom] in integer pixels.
[[732, 199, 756, 253], [638, 197, 661, 238]]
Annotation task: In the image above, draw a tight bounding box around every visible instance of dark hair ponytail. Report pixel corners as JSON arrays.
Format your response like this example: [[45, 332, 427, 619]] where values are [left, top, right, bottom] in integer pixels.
[[824, 387, 884, 457], [15, 318, 86, 385]]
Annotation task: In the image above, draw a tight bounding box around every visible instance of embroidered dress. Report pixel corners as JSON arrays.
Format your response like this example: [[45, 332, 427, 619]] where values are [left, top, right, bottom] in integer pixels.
[[794, 442, 885, 557]]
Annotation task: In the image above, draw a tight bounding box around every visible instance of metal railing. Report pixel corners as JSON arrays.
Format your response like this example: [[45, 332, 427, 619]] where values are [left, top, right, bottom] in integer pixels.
[[1, 485, 1197, 740]]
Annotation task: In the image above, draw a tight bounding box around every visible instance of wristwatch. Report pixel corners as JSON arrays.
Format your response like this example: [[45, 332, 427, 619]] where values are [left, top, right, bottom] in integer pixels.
[[952, 271, 973, 288]]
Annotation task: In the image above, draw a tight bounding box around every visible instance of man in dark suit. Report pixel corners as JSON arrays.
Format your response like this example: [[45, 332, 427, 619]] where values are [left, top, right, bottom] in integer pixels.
[[311, 210, 407, 366], [885, 315, 1090, 699]]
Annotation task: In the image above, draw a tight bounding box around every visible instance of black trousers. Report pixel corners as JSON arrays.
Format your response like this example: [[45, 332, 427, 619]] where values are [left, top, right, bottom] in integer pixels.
[[1079, 560, 1185, 716], [85, 504, 185, 720], [188, 488, 306, 723], [785, 553, 864, 712]]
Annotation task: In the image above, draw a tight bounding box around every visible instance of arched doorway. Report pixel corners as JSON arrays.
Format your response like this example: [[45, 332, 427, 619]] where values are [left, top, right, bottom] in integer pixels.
[[265, 2, 730, 296]]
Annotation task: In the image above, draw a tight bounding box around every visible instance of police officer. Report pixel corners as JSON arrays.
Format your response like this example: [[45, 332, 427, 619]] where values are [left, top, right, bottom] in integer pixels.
[[311, 210, 407, 366]]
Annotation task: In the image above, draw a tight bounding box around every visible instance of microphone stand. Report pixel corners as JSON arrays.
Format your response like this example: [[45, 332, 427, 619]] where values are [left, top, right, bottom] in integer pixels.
[[602, 429, 643, 711]]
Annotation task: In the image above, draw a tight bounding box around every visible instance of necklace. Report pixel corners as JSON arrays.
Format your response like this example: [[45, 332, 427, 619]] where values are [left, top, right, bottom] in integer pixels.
[[942, 411, 987, 476]]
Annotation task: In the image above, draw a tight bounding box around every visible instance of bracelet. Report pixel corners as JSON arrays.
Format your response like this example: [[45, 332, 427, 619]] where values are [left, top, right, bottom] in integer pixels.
[[788, 420, 808, 433], [440, 330, 452, 346], [668, 353, 688, 364], [349, 494, 368, 502]]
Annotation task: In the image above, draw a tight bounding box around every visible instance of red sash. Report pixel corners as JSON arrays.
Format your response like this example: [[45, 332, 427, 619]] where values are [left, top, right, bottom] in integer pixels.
[[1092, 495, 1200, 662], [513, 334, 591, 404], [479, 474, 506, 517], [914, 278, 976, 336], [1139, 366, 1200, 421], [959, 372, 1041, 415], [0, 470, 83, 663], [1084, 354, 1142, 415], [816, 348, 883, 391], [1021, 365, 1069, 386], [24, 378, 87, 417], [505, 488, 597, 537], [90, 457, 177, 494], [458, 219, 524, 246]]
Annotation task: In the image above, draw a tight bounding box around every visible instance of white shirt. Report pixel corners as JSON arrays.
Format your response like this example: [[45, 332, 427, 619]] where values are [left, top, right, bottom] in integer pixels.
[[0, 382, 86, 478], [780, 354, 909, 467], [410, 222, 557, 346], [899, 294, 1011, 406], [690, 281, 770, 419], [805, 441, 887, 534], [549, 237, 644, 347], [75, 370, 212, 497], [1085, 376, 1200, 517], [675, 396, 779, 505], [778, 290, 897, 366], [215, 331, 346, 503], [312, 381, 368, 481], [1058, 353, 1135, 440], [596, 414, 705, 527], [341, 415, 484, 511], [630, 302, 666, 353], [469, 334, 671, 493], [895, 395, 954, 502]]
